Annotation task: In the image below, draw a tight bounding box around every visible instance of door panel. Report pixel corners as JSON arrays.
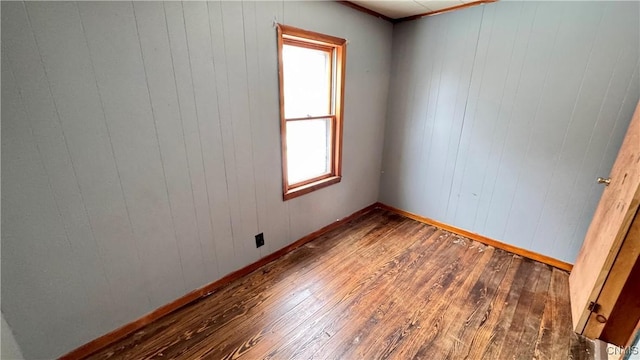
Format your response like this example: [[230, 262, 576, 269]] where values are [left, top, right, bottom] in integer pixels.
[[599, 236, 640, 346], [583, 210, 640, 343], [569, 100, 640, 333]]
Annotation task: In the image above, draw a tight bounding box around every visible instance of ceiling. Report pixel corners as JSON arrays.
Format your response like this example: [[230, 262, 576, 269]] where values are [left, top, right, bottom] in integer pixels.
[[348, 0, 488, 20]]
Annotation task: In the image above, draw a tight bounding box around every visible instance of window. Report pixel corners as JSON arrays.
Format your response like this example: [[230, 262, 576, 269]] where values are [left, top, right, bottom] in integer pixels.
[[277, 24, 347, 200]]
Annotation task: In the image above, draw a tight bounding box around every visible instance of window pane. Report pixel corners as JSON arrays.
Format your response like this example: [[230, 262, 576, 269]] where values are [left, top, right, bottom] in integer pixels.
[[283, 44, 331, 118], [286, 119, 331, 185]]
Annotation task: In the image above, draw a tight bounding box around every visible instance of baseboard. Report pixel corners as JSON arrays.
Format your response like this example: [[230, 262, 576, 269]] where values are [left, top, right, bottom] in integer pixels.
[[60, 202, 378, 360], [375, 202, 573, 272], [61, 201, 571, 359]]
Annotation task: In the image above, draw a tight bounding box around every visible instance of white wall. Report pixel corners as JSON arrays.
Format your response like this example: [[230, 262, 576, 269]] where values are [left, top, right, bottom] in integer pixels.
[[380, 1, 640, 263], [625, 333, 640, 360], [1, 313, 23, 360], [0, 1, 392, 358]]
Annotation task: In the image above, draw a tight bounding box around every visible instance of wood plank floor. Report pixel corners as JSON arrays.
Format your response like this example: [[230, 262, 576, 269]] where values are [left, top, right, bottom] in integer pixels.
[[87, 209, 583, 360]]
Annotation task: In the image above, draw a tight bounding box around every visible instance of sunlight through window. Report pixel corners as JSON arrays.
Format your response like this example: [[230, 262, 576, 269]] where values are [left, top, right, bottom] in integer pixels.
[[277, 24, 346, 200]]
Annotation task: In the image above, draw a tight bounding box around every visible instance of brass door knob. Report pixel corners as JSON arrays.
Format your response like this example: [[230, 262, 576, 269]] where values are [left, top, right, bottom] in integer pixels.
[[597, 177, 611, 186]]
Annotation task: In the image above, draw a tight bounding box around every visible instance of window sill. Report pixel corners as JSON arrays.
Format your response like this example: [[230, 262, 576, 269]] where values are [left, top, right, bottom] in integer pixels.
[[283, 175, 341, 201]]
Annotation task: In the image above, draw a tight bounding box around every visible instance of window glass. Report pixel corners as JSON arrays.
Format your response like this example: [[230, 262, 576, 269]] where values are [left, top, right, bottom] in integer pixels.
[[283, 45, 331, 118], [286, 119, 332, 184]]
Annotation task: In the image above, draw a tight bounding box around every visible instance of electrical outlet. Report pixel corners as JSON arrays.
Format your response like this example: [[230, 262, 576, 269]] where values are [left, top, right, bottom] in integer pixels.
[[255, 233, 264, 248]]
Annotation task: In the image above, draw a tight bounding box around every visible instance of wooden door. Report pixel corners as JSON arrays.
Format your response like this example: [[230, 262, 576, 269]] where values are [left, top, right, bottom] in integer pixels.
[[590, 210, 640, 345], [569, 100, 640, 334]]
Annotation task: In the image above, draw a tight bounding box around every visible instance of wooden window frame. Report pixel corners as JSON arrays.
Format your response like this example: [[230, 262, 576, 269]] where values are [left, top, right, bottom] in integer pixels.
[[277, 24, 346, 201]]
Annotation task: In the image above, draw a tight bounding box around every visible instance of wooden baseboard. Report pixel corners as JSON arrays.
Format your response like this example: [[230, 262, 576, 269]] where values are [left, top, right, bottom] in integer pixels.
[[60, 203, 378, 360], [375, 202, 573, 272], [61, 201, 571, 359]]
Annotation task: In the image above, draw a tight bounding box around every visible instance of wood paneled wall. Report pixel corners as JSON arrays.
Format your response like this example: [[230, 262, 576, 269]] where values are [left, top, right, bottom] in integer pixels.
[[0, 2, 392, 358], [1, 313, 24, 360], [380, 1, 640, 264]]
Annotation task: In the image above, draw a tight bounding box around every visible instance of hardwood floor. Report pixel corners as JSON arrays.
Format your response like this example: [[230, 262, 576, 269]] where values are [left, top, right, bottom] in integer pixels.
[[87, 209, 580, 360]]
